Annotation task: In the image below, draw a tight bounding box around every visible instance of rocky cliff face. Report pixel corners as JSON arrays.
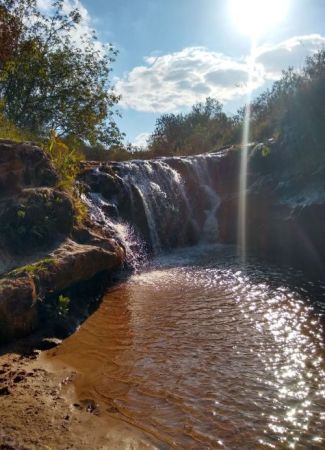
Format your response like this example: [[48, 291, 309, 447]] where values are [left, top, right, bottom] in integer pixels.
[[218, 144, 325, 276], [0, 140, 124, 343], [80, 143, 325, 276]]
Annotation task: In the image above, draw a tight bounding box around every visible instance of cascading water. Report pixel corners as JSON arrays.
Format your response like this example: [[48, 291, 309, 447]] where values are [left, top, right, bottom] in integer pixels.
[[82, 152, 224, 258], [81, 192, 146, 270]]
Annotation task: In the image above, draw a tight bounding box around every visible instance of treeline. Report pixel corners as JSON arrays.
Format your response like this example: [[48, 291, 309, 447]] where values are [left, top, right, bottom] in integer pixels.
[[93, 48, 325, 166], [146, 97, 239, 157], [1, 0, 325, 172], [249, 51, 325, 171], [141, 49, 325, 167], [80, 98, 240, 162]]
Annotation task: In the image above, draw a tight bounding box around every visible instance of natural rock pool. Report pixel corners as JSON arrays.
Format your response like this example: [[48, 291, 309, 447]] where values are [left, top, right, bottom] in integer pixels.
[[47, 246, 325, 449]]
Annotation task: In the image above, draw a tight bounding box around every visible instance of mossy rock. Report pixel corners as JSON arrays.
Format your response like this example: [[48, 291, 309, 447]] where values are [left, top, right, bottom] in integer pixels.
[[0, 187, 74, 254]]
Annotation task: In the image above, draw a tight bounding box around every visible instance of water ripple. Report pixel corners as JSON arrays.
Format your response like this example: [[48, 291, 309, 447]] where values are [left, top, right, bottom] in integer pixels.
[[48, 246, 325, 449]]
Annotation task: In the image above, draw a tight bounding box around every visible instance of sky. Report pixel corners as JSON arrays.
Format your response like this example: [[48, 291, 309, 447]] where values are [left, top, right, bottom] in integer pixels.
[[40, 0, 325, 147]]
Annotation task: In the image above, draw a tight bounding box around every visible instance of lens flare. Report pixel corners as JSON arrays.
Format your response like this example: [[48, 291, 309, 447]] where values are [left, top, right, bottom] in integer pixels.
[[229, 0, 289, 38], [238, 43, 256, 263], [233, 0, 289, 262]]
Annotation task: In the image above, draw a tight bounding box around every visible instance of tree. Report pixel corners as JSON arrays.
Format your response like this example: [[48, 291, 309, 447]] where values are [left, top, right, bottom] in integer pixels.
[[0, 0, 122, 146], [148, 98, 237, 157], [148, 113, 186, 156], [0, 4, 22, 65], [246, 49, 325, 174]]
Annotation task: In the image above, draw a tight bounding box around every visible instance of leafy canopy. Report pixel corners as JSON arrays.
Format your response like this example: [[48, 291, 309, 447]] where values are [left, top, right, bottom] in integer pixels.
[[0, 0, 122, 146], [147, 98, 238, 157]]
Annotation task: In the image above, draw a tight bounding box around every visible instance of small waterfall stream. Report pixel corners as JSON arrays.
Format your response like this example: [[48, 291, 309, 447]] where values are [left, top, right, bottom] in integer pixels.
[[81, 192, 146, 269], [82, 152, 226, 261]]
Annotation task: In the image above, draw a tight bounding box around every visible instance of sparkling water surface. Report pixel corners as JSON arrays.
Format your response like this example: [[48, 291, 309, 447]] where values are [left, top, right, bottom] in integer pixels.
[[49, 245, 325, 449]]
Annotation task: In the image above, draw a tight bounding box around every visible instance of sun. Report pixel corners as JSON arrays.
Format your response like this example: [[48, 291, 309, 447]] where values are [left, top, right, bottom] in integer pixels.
[[229, 0, 289, 38]]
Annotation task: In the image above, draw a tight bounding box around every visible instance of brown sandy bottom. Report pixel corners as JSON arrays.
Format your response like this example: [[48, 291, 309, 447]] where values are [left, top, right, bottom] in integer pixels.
[[0, 345, 163, 450]]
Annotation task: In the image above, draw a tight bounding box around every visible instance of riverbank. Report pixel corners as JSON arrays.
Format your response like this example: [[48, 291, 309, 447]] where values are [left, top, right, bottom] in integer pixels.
[[0, 333, 162, 450]]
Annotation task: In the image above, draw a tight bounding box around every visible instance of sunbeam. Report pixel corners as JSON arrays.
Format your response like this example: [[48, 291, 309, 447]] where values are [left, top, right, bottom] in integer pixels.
[[229, 0, 289, 38]]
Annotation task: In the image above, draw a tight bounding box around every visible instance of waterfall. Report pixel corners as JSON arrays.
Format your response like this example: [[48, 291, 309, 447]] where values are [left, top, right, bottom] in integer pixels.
[[82, 152, 226, 259], [81, 192, 146, 270]]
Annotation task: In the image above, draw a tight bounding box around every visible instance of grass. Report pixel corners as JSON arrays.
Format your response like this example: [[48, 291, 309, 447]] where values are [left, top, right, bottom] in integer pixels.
[[0, 118, 88, 225], [0, 112, 34, 142], [10, 258, 57, 277]]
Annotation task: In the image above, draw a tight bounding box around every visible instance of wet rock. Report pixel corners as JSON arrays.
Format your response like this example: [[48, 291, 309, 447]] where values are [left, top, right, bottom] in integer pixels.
[[19, 351, 39, 360], [0, 239, 123, 343], [34, 339, 60, 351], [81, 399, 98, 413], [39, 239, 123, 294]]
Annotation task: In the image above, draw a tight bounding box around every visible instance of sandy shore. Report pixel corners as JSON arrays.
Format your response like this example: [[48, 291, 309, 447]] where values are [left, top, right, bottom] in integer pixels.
[[0, 337, 163, 450]]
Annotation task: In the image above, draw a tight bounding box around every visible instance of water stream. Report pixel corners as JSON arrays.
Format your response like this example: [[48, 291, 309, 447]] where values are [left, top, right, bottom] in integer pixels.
[[82, 152, 227, 256], [44, 151, 325, 448], [48, 246, 325, 449]]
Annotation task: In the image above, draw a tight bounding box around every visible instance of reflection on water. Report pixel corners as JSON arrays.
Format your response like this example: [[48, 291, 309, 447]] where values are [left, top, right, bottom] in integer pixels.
[[48, 246, 325, 449]]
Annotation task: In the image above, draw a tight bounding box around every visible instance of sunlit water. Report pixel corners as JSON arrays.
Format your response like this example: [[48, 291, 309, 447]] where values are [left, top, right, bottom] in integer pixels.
[[48, 246, 325, 449]]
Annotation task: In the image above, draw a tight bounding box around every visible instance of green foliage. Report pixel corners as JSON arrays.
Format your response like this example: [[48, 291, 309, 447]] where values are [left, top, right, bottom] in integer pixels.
[[0, 0, 122, 146], [131, 50, 325, 171], [82, 142, 154, 162], [147, 98, 239, 157], [57, 294, 70, 317], [44, 130, 83, 189], [261, 145, 271, 157], [11, 258, 56, 277], [43, 131, 88, 224], [39, 291, 71, 321], [249, 50, 325, 173], [0, 110, 33, 141]]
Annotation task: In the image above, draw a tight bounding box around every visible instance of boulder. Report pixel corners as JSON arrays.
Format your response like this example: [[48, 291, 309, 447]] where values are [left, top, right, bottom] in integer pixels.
[[0, 275, 37, 341], [0, 239, 124, 343], [39, 239, 123, 294], [0, 188, 74, 254], [0, 139, 58, 197]]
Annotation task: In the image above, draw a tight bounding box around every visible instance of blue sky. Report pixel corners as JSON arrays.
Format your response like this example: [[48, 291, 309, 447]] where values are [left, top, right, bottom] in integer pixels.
[[40, 1, 325, 146]]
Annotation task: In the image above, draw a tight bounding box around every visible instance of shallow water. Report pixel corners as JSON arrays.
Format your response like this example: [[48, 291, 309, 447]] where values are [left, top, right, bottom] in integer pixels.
[[48, 246, 325, 449]]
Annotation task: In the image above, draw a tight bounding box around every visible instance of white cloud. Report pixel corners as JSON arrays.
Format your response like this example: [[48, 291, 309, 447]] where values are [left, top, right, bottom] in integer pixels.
[[133, 132, 150, 148], [256, 34, 325, 80], [116, 35, 325, 113], [37, 0, 52, 10], [116, 47, 264, 113]]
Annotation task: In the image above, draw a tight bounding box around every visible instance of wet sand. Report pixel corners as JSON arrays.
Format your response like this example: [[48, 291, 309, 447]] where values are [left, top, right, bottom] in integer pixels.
[[0, 343, 162, 450]]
